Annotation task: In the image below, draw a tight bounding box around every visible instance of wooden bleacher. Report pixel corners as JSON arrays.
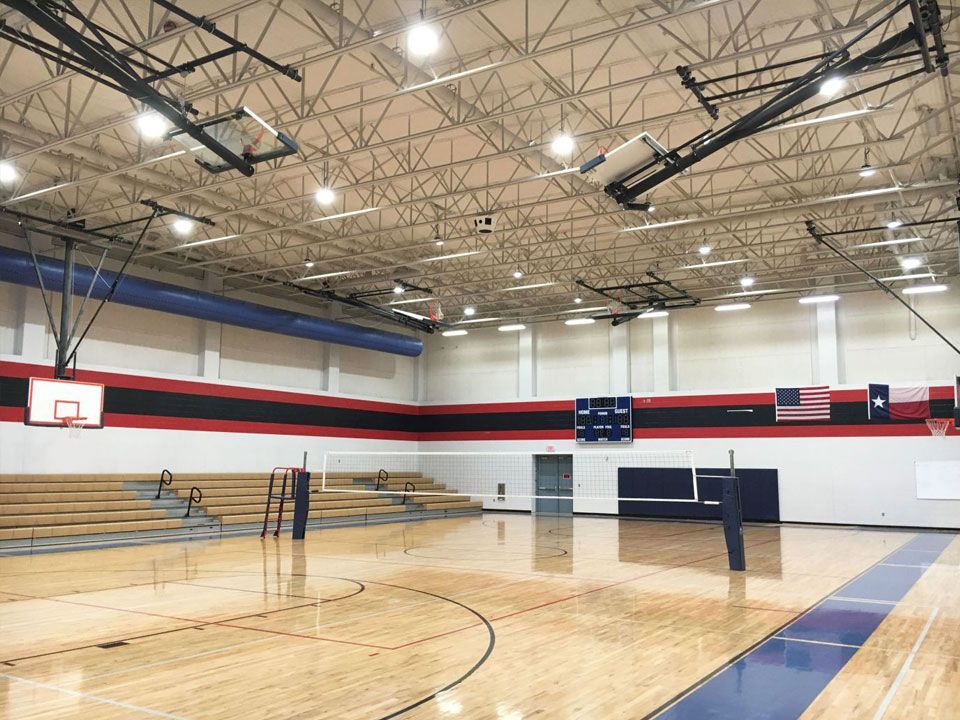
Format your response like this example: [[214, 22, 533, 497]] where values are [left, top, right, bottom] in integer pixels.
[[0, 470, 482, 546]]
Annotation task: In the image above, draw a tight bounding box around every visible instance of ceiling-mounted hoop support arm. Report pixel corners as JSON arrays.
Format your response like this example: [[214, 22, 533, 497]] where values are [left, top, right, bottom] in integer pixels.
[[575, 273, 700, 325], [614, 0, 947, 204], [349, 280, 433, 300], [0, 0, 299, 177], [805, 219, 960, 357], [285, 283, 444, 334], [676, 65, 719, 120], [149, 0, 302, 82], [86, 199, 216, 233]]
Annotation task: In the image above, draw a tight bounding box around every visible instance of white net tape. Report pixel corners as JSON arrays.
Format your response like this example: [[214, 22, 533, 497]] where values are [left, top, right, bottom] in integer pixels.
[[321, 450, 700, 503]]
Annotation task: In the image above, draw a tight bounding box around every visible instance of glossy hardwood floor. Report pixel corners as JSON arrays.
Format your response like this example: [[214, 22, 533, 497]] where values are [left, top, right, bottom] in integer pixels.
[[0, 514, 956, 719]]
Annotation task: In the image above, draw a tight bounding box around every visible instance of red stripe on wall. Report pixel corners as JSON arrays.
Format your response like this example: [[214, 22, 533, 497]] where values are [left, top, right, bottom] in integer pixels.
[[0, 360, 419, 415], [632, 392, 772, 408]]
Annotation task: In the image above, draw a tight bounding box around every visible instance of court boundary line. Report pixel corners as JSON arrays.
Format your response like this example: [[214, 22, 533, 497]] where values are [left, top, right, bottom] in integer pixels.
[[872, 606, 939, 719], [0, 672, 191, 720], [638, 534, 921, 720]]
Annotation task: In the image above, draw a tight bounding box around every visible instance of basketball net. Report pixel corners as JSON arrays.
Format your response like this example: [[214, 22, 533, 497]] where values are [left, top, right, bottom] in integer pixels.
[[429, 302, 443, 321], [61, 416, 87, 440], [925, 418, 951, 437]]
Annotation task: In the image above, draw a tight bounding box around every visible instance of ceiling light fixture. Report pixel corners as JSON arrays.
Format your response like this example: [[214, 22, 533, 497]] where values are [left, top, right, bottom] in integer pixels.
[[564, 318, 596, 326], [315, 187, 336, 204], [463, 306, 476, 316], [393, 284, 406, 294], [498, 324, 527, 332], [136, 113, 168, 138], [698, 244, 711, 256], [622, 218, 694, 232], [551, 134, 575, 155], [886, 219, 904, 229], [442, 329, 468, 337], [899, 257, 922, 270], [799, 294, 840, 304], [639, 310, 669, 319], [573, 296, 583, 304], [902, 284, 947, 295], [407, 24, 439, 55], [715, 303, 751, 312], [0, 162, 18, 184], [304, 257, 315, 268], [739, 276, 755, 288], [513, 268, 524, 279], [818, 76, 846, 97], [172, 218, 193, 235]]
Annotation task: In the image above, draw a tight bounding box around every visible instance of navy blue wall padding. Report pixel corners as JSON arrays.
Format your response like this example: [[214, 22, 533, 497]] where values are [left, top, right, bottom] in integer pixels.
[[0, 246, 422, 356], [618, 467, 780, 522]]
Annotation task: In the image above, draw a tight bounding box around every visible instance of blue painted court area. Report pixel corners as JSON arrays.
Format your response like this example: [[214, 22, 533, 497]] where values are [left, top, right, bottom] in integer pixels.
[[657, 532, 955, 719]]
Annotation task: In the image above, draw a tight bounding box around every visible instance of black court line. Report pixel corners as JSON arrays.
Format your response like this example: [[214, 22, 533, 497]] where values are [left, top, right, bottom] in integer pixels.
[[0, 580, 365, 665], [638, 535, 918, 719]]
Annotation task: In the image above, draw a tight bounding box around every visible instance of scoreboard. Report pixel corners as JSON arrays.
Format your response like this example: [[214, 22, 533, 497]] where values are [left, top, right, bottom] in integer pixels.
[[575, 396, 633, 443]]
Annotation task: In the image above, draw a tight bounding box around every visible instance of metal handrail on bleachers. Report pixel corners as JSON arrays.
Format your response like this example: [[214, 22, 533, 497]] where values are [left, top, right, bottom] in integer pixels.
[[401, 481, 416, 505], [186, 486, 203, 517], [156, 469, 173, 499], [375, 469, 388, 490]]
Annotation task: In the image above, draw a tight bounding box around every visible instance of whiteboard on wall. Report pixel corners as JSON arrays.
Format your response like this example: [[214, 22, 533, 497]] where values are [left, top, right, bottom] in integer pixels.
[[916, 461, 960, 500]]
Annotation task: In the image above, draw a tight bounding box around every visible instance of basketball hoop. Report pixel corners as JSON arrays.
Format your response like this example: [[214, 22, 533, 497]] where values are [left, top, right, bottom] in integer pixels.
[[925, 418, 951, 437], [60, 416, 87, 440]]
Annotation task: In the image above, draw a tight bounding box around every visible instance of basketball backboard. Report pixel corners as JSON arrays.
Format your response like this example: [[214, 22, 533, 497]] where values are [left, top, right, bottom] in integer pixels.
[[26, 377, 105, 428], [168, 106, 299, 174]]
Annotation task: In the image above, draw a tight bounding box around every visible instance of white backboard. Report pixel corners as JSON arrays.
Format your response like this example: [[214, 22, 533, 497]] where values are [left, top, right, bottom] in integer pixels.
[[26, 377, 105, 428]]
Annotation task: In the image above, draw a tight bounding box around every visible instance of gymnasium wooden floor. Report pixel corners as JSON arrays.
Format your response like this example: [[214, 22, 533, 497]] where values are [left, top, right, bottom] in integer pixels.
[[1, 515, 957, 719]]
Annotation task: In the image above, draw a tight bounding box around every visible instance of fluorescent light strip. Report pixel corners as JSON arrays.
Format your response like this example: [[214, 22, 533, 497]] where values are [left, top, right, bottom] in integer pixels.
[[799, 294, 839, 304], [853, 237, 922, 248], [388, 296, 434, 306], [622, 218, 694, 232], [393, 309, 430, 320], [902, 284, 947, 295], [456, 317, 501, 324], [423, 250, 483, 262], [404, 62, 498, 93], [505, 282, 556, 291], [565, 318, 596, 326], [538, 167, 579, 178], [724, 288, 786, 298], [638, 310, 668, 319], [14, 182, 70, 201], [301, 270, 353, 281], [498, 324, 527, 332], [765, 107, 875, 132], [176, 234, 239, 249], [306, 207, 380, 225], [442, 329, 469, 337], [682, 258, 747, 269], [561, 306, 607, 314], [880, 272, 936, 282], [715, 303, 751, 312]]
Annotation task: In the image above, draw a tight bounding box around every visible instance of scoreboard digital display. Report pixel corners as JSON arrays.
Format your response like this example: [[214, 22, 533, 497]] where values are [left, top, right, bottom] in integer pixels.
[[575, 396, 632, 443]]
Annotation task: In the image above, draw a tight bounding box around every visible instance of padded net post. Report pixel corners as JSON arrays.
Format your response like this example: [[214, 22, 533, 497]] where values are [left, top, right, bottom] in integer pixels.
[[321, 450, 699, 503]]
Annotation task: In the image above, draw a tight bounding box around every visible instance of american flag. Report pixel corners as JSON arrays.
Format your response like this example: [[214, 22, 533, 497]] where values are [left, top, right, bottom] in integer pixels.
[[775, 386, 831, 421]]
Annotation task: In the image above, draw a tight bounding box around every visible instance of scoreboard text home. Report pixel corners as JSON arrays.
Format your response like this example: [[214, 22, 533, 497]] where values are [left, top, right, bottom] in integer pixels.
[[575, 396, 633, 443]]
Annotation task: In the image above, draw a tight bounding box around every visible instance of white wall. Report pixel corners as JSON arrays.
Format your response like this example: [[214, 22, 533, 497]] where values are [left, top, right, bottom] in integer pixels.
[[425, 326, 519, 402]]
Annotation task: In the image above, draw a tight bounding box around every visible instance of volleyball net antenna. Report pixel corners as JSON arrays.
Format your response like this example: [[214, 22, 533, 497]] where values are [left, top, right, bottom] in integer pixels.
[[320, 450, 717, 504]]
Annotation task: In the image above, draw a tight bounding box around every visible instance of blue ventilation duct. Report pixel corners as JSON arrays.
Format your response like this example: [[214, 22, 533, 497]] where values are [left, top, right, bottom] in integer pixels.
[[0, 246, 423, 357]]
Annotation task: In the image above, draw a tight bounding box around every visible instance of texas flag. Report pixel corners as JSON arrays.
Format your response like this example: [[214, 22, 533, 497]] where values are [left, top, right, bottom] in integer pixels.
[[868, 384, 930, 420]]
